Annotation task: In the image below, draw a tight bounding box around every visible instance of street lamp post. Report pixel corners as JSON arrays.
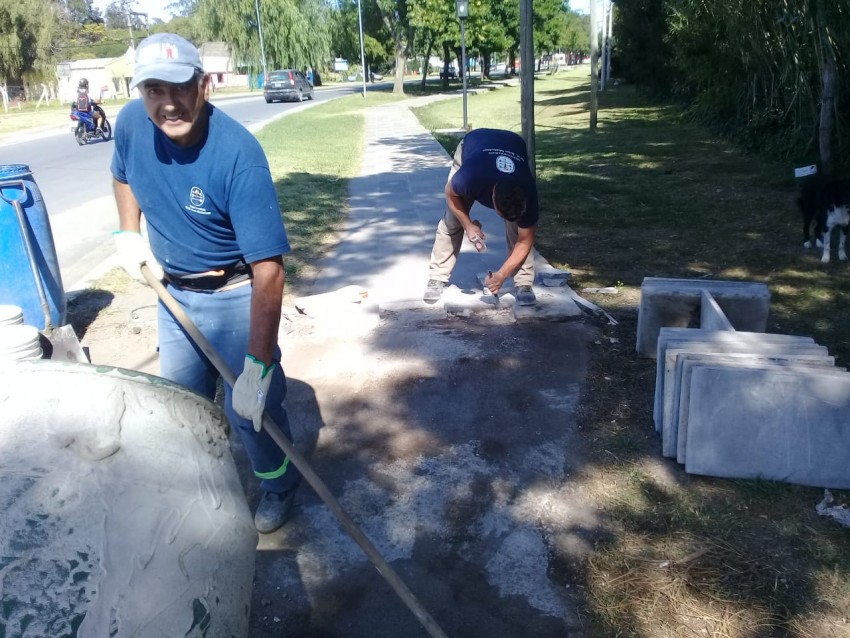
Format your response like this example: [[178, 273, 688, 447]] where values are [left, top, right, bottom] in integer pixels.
[[255, 0, 268, 85], [455, 0, 469, 130], [357, 0, 367, 97]]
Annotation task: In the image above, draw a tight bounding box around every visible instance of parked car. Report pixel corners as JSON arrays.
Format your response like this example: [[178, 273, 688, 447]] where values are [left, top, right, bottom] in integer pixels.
[[440, 65, 458, 80], [370, 71, 384, 82], [264, 69, 314, 103]]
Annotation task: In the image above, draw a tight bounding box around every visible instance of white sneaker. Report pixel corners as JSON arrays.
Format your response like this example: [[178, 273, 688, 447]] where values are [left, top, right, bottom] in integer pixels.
[[423, 279, 446, 303], [516, 285, 536, 306]]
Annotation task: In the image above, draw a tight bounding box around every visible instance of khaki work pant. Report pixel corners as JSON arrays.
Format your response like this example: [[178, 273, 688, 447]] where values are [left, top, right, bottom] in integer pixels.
[[427, 140, 535, 286]]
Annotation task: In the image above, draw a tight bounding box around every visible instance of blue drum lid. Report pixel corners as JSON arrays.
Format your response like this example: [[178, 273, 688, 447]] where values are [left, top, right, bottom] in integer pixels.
[[0, 164, 32, 179]]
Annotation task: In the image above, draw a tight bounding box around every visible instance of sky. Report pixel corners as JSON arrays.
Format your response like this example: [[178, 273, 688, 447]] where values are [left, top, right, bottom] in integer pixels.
[[94, 0, 175, 23], [570, 0, 590, 14]]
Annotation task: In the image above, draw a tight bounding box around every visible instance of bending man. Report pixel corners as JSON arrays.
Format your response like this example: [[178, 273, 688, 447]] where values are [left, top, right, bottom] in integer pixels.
[[424, 128, 539, 305]]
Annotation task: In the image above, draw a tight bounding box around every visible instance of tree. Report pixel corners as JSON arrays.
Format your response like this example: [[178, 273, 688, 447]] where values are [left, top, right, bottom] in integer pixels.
[[375, 0, 412, 94], [56, 0, 102, 24], [167, 0, 198, 18], [408, 0, 455, 85], [0, 0, 60, 85], [613, 0, 850, 168], [196, 0, 332, 75]]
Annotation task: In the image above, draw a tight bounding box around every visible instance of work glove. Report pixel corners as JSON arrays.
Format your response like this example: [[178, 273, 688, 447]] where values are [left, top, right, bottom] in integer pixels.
[[112, 231, 163, 284], [232, 354, 275, 432]]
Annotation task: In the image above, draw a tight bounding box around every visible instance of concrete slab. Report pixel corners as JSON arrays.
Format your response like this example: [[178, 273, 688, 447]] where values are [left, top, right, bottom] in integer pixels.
[[514, 288, 584, 323], [636, 277, 771, 357], [685, 365, 850, 488], [653, 328, 817, 432], [700, 289, 735, 332], [675, 354, 835, 463], [659, 342, 829, 452]]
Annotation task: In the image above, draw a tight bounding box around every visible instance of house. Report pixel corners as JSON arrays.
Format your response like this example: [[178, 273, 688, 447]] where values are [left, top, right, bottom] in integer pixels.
[[58, 57, 122, 104], [104, 47, 135, 99], [198, 42, 247, 89]]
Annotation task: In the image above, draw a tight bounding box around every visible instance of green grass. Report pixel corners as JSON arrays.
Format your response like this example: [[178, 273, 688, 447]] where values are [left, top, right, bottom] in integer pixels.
[[413, 68, 850, 637]]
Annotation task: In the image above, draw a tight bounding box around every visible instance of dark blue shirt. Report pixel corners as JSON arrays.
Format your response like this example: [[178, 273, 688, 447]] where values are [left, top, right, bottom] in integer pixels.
[[450, 128, 539, 228], [111, 100, 289, 276]]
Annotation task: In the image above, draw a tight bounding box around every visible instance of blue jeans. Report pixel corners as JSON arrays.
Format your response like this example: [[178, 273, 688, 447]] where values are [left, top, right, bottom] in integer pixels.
[[157, 282, 301, 494]]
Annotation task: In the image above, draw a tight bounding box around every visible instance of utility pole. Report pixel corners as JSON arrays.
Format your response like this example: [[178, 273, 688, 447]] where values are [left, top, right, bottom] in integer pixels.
[[519, 0, 535, 174], [456, 0, 469, 130], [589, 0, 599, 131], [600, 0, 608, 90], [255, 0, 268, 83], [357, 0, 367, 97], [123, 1, 135, 48], [603, 0, 614, 89]]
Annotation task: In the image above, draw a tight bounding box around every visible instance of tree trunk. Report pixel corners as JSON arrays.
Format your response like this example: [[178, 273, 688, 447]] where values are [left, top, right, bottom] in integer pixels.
[[819, 52, 835, 177], [393, 51, 407, 94], [420, 38, 434, 88], [442, 41, 452, 87]]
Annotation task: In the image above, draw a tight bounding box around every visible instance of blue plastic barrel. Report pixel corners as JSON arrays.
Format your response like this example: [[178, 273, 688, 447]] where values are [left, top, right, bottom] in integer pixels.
[[0, 164, 66, 330]]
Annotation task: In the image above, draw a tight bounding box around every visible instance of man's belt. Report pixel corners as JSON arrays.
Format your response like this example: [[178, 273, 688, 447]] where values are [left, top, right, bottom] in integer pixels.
[[164, 260, 252, 292]]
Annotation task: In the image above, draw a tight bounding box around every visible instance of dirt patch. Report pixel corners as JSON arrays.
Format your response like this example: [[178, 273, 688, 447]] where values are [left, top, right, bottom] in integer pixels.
[[66, 268, 160, 375]]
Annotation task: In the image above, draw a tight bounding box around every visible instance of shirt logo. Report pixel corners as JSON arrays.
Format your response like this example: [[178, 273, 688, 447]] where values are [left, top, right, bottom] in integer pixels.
[[496, 155, 516, 174], [185, 186, 210, 215], [190, 187, 205, 207]]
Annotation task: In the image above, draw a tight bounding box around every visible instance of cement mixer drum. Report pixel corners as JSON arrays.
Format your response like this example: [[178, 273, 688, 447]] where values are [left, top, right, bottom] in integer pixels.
[[0, 360, 257, 637]]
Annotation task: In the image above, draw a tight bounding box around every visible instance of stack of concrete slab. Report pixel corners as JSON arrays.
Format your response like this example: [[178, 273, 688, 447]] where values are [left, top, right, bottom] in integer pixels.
[[643, 279, 850, 489], [636, 277, 771, 358]]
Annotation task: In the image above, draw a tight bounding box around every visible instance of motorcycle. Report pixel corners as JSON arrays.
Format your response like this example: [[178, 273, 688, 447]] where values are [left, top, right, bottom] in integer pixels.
[[70, 108, 112, 145]]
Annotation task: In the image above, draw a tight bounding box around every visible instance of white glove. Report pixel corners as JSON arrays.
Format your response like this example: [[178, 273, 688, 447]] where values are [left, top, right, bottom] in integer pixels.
[[232, 354, 275, 432], [112, 230, 163, 284]]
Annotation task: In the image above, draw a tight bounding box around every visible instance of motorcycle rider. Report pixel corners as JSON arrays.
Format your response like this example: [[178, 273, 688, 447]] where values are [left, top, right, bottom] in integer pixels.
[[72, 78, 106, 133]]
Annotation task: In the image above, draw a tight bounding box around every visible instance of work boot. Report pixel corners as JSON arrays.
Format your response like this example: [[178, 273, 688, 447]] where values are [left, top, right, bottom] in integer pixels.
[[423, 279, 446, 303], [254, 488, 297, 534], [516, 285, 536, 306]]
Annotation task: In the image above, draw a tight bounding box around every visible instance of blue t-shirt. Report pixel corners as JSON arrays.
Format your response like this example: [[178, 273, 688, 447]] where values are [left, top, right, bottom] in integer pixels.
[[111, 99, 290, 276], [450, 128, 539, 228]]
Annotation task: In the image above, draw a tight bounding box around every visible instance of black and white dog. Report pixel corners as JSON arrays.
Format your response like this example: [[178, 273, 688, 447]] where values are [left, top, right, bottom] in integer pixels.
[[798, 175, 850, 263]]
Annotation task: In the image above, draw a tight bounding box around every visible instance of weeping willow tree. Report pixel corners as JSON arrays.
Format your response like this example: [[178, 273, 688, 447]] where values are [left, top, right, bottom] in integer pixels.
[[196, 0, 332, 77], [614, 0, 849, 169], [0, 0, 60, 87]]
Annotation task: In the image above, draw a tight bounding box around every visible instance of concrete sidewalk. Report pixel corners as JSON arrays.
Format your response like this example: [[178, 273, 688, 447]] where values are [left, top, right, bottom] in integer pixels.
[[240, 99, 599, 637]]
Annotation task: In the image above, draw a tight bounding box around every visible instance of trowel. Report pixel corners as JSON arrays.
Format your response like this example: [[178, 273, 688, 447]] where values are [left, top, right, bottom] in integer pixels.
[[478, 271, 501, 305]]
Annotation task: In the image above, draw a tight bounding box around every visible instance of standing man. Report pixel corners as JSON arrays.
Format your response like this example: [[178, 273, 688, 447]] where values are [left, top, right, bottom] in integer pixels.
[[111, 33, 302, 534], [423, 127, 539, 305]]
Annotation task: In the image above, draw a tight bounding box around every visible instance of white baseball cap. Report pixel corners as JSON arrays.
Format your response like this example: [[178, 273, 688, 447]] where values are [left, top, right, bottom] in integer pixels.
[[130, 33, 204, 90]]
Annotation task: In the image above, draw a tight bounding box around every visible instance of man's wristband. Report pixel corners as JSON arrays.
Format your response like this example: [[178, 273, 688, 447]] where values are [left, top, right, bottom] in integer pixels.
[[246, 354, 275, 378]]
